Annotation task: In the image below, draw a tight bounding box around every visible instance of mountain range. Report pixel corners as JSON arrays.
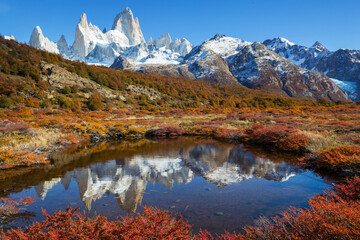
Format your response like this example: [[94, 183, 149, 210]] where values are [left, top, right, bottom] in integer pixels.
[[24, 7, 359, 101]]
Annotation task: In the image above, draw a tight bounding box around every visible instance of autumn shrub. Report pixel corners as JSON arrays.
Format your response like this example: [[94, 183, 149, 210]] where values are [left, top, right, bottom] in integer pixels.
[[213, 128, 241, 139], [0, 120, 28, 133], [241, 192, 360, 239], [24, 97, 40, 108], [58, 134, 82, 145], [334, 176, 360, 201], [2, 206, 192, 240], [242, 124, 309, 152], [186, 125, 217, 136], [87, 92, 104, 111], [57, 95, 73, 110], [301, 145, 360, 171], [0, 149, 48, 169], [0, 95, 13, 108]]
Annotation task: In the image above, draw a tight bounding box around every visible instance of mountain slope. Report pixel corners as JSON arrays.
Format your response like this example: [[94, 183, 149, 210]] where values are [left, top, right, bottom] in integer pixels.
[[264, 37, 360, 100], [228, 42, 348, 101]]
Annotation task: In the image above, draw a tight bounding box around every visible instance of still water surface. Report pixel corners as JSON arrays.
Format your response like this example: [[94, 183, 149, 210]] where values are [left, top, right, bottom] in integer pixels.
[[2, 138, 332, 234]]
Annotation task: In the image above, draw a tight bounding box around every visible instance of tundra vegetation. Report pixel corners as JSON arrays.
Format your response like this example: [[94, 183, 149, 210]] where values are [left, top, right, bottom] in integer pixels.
[[0, 37, 359, 238]]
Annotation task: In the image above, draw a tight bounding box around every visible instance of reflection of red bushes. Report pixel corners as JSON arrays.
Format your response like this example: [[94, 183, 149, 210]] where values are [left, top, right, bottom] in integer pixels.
[[0, 197, 35, 224], [242, 124, 309, 152], [145, 126, 185, 137]]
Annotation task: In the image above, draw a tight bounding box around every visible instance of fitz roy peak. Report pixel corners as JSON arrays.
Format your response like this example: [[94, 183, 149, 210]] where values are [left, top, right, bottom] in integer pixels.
[[29, 7, 192, 65]]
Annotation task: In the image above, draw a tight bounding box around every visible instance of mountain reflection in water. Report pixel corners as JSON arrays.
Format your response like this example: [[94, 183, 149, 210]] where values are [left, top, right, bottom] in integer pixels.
[[35, 143, 301, 213]]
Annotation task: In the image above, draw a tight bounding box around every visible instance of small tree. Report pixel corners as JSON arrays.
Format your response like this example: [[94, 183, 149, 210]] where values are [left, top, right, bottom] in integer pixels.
[[87, 92, 104, 110]]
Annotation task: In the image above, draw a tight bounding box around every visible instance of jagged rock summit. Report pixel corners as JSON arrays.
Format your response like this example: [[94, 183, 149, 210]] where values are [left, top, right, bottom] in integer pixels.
[[29, 26, 60, 54], [29, 7, 193, 66], [311, 41, 329, 52], [112, 7, 145, 45]]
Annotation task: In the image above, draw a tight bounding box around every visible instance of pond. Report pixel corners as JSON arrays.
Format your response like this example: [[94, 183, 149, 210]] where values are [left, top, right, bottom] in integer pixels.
[[1, 137, 332, 234]]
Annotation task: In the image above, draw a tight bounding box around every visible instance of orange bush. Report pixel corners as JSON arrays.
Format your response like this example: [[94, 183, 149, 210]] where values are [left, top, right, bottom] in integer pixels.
[[242, 124, 309, 152], [0, 149, 48, 170], [318, 145, 360, 169], [302, 145, 360, 171]]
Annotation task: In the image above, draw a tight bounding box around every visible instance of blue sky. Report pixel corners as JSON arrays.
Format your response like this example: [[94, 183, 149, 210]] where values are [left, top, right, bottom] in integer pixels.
[[1, 0, 360, 50]]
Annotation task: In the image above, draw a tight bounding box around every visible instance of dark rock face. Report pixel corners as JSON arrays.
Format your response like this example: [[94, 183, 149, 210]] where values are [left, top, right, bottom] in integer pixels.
[[110, 56, 131, 69], [228, 43, 349, 101], [314, 49, 360, 84]]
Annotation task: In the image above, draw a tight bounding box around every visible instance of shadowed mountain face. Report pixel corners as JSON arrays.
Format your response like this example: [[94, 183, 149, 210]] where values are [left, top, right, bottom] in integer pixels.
[[35, 143, 301, 213]]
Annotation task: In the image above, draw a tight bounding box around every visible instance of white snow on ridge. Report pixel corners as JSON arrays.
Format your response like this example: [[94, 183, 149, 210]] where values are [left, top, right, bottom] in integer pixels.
[[4, 35, 15, 41], [203, 35, 251, 59]]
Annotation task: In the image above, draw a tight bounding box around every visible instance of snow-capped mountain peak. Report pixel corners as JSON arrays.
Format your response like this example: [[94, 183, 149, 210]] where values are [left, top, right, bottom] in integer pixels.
[[200, 34, 251, 59], [111, 7, 145, 45], [28, 7, 192, 66], [29, 26, 60, 54], [154, 33, 172, 48], [310, 41, 329, 52]]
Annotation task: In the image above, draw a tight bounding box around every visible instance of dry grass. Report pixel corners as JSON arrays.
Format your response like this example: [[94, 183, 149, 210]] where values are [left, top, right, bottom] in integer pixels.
[[1, 128, 64, 150], [300, 130, 351, 152]]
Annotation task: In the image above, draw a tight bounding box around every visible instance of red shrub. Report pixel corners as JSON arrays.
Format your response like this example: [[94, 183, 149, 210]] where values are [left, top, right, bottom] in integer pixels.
[[318, 145, 360, 170], [302, 145, 360, 171], [242, 192, 360, 239], [2, 206, 192, 240], [120, 206, 192, 239], [242, 124, 308, 152], [334, 176, 360, 201]]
